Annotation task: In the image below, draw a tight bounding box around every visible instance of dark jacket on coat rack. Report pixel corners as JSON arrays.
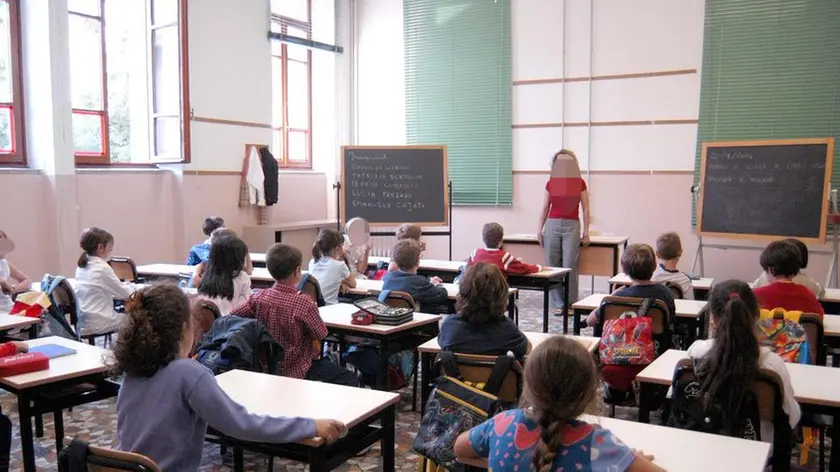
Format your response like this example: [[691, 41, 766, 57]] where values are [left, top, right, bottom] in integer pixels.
[[258, 146, 279, 206]]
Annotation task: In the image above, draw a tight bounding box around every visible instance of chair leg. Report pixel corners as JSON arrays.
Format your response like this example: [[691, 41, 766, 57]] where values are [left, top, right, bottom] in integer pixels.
[[268, 456, 274, 471], [412, 350, 419, 412], [34, 414, 44, 438], [609, 404, 616, 418], [87, 337, 95, 346], [54, 410, 64, 453], [819, 427, 825, 472]]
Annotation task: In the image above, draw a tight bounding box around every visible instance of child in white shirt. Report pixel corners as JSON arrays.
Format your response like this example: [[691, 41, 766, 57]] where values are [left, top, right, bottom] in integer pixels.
[[0, 231, 31, 311], [308, 229, 356, 305], [196, 235, 252, 315], [650, 232, 694, 300], [75, 227, 135, 336]]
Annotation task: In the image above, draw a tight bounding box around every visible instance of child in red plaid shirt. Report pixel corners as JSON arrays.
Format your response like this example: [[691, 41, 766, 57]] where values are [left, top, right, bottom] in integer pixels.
[[230, 244, 359, 386]]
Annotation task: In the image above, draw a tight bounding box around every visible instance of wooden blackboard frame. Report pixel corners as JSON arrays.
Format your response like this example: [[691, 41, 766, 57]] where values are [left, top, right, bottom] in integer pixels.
[[697, 137, 835, 243], [339, 145, 450, 227]]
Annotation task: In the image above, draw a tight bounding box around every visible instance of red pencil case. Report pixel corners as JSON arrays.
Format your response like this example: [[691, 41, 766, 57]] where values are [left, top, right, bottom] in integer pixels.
[[0, 352, 50, 377]]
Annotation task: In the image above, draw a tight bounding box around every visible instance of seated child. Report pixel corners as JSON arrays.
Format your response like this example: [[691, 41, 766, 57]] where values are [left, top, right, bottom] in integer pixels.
[[382, 239, 449, 308], [0, 230, 31, 311], [191, 228, 254, 288], [343, 220, 371, 278], [74, 227, 135, 336], [308, 229, 356, 305], [754, 238, 822, 298], [686, 280, 800, 441], [196, 235, 252, 315], [186, 216, 225, 265], [585, 243, 676, 328], [230, 243, 360, 386], [114, 284, 346, 471], [438, 263, 529, 358], [753, 240, 824, 317], [466, 223, 541, 278], [387, 223, 427, 273], [651, 232, 694, 300], [454, 336, 662, 472]]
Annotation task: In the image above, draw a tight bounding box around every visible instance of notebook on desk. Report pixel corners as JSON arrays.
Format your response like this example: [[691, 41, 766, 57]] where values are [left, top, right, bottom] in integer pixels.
[[29, 344, 77, 359]]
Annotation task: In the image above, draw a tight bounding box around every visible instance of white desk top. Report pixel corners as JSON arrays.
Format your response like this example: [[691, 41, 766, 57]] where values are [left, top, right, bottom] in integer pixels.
[[821, 287, 840, 303], [318, 303, 441, 335], [0, 312, 41, 331], [571, 293, 707, 319], [216, 369, 399, 444], [824, 314, 839, 338], [418, 332, 600, 354], [637, 349, 840, 408], [136, 264, 274, 283], [504, 233, 630, 246], [581, 415, 770, 472], [0, 337, 111, 390], [346, 278, 517, 300], [608, 273, 714, 291], [367, 256, 570, 280]]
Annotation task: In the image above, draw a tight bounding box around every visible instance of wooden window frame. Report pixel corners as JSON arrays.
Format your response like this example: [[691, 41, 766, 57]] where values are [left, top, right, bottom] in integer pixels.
[[70, 2, 110, 165], [148, 0, 191, 164], [270, 3, 313, 169], [0, 0, 26, 165]]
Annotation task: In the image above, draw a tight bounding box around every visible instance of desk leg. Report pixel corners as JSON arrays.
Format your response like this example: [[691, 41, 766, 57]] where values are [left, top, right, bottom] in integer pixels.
[[378, 339, 392, 390], [543, 284, 550, 334], [508, 294, 515, 322], [420, 352, 434, 415], [17, 392, 35, 472], [233, 446, 244, 472], [830, 411, 839, 472], [381, 405, 396, 472], [573, 309, 583, 336], [638, 382, 652, 424], [27, 324, 37, 340], [563, 275, 570, 334]]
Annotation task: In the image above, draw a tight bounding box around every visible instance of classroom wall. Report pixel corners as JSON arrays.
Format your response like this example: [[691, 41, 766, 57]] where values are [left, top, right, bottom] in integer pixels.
[[0, 0, 333, 280], [352, 0, 837, 290]]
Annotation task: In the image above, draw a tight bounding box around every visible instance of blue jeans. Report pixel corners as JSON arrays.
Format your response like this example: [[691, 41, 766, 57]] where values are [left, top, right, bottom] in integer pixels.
[[543, 218, 581, 311]]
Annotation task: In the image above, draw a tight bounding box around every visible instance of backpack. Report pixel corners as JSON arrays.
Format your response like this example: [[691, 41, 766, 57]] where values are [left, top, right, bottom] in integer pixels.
[[195, 316, 283, 375], [756, 308, 811, 364], [414, 352, 514, 472], [666, 360, 760, 441], [38, 275, 81, 341], [599, 298, 655, 366]]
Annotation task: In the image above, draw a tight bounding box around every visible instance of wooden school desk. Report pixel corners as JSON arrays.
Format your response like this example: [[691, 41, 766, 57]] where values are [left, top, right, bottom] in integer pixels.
[[417, 333, 600, 412], [570, 293, 707, 336], [820, 287, 840, 314], [366, 256, 572, 334], [136, 264, 276, 288], [343, 279, 519, 320], [503, 233, 630, 277], [607, 273, 715, 299], [636, 349, 840, 471], [211, 369, 400, 472], [318, 303, 441, 391], [0, 310, 40, 339], [0, 337, 117, 472], [824, 314, 840, 367]]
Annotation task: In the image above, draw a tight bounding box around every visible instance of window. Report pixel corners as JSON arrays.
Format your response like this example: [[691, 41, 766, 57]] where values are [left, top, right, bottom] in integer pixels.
[[271, 1, 313, 168], [0, 0, 25, 165], [69, 0, 189, 164]]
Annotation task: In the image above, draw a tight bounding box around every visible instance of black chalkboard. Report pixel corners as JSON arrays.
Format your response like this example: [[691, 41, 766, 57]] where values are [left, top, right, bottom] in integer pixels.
[[340, 146, 449, 226], [698, 139, 833, 242]]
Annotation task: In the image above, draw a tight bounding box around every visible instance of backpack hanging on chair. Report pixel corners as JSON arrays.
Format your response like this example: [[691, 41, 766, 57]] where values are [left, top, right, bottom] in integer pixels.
[[757, 307, 811, 364]]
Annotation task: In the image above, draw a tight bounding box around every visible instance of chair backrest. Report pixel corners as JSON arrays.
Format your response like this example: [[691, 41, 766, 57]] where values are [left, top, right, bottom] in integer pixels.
[[438, 353, 522, 403], [670, 358, 791, 470], [792, 312, 824, 365], [190, 298, 221, 354], [297, 274, 325, 307], [61, 438, 161, 472], [52, 281, 79, 329], [664, 281, 684, 300], [599, 296, 669, 334], [380, 290, 416, 310], [109, 257, 138, 282], [178, 272, 193, 288]]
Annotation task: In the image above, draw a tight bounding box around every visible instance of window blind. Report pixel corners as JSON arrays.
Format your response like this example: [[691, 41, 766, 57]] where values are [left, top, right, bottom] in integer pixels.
[[692, 0, 840, 225], [403, 0, 512, 205]]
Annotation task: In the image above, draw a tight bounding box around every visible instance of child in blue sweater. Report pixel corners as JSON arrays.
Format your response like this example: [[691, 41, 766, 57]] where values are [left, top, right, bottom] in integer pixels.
[[382, 239, 448, 307], [114, 284, 345, 471]]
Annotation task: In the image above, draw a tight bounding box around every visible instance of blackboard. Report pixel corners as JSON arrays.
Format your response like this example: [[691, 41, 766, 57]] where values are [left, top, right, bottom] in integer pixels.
[[340, 146, 449, 226], [697, 138, 834, 242]]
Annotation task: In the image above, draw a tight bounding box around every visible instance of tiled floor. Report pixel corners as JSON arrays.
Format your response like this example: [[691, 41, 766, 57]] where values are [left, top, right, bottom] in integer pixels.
[[0, 291, 831, 471]]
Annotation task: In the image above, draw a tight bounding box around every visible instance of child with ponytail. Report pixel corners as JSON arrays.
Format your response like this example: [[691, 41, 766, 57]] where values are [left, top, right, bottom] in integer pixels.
[[115, 284, 346, 471], [308, 229, 356, 305], [454, 336, 662, 472], [687, 280, 800, 441]]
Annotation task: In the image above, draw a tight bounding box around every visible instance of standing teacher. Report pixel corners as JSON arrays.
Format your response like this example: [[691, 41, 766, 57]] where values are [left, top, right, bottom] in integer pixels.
[[537, 149, 590, 315]]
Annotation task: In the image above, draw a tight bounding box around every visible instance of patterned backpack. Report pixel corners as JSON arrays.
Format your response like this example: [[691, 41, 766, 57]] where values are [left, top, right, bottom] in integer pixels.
[[599, 298, 655, 366], [756, 307, 811, 364]]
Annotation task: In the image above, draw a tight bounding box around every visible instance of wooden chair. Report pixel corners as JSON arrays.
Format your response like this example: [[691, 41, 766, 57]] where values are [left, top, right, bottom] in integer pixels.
[[108, 257, 138, 283], [297, 274, 325, 307], [379, 290, 417, 310], [665, 281, 684, 300], [177, 272, 193, 288], [61, 438, 160, 471], [433, 352, 523, 404], [190, 298, 221, 355], [669, 358, 791, 472]]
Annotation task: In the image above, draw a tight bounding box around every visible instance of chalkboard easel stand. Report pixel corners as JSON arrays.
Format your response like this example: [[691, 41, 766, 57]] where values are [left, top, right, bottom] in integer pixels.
[[333, 181, 454, 261], [690, 184, 706, 276]]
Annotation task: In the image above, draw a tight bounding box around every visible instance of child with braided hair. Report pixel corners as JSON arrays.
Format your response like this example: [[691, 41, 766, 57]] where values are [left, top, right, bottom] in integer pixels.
[[454, 336, 662, 472]]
